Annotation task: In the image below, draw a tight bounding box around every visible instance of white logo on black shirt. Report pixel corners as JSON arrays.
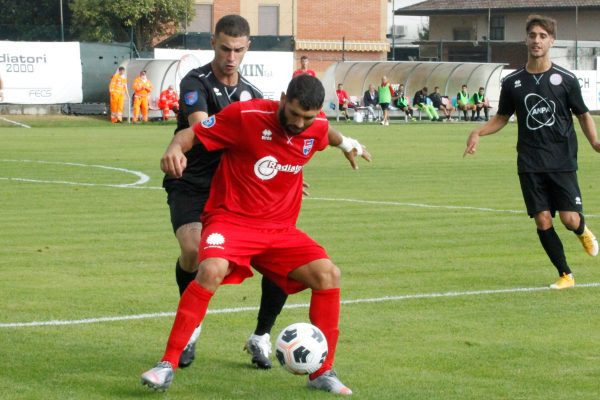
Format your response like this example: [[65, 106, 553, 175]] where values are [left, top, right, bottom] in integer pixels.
[[213, 87, 222, 96], [524, 93, 556, 131], [514, 80, 522, 88]]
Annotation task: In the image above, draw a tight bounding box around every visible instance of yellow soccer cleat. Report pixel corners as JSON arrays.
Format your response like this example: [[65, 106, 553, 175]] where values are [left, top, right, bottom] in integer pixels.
[[550, 274, 575, 290], [578, 226, 599, 256]]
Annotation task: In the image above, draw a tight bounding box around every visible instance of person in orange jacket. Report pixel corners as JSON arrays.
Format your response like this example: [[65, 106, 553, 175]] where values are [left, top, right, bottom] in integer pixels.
[[133, 70, 153, 122], [158, 85, 179, 121], [109, 66, 128, 123]]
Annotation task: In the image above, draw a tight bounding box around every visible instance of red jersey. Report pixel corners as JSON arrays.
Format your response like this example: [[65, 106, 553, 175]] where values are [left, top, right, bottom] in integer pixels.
[[192, 98, 329, 228], [159, 89, 178, 108], [292, 68, 316, 78]]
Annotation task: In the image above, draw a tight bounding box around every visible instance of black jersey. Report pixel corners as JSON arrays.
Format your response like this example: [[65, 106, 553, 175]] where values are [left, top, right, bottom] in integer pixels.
[[163, 63, 263, 190], [497, 63, 588, 173]]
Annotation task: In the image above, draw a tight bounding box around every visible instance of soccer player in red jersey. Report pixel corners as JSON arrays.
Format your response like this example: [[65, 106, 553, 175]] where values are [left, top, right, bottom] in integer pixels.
[[142, 75, 364, 395], [292, 55, 317, 77]]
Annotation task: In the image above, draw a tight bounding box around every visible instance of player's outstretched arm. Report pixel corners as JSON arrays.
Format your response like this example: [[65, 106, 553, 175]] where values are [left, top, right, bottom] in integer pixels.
[[464, 114, 510, 157], [327, 126, 372, 170], [160, 127, 197, 178], [575, 112, 600, 153]]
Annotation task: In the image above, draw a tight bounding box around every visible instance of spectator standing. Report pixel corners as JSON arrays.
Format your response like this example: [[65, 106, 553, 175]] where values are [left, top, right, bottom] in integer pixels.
[[292, 55, 316, 77], [109, 66, 128, 123], [133, 70, 153, 123], [158, 85, 179, 121], [378, 76, 394, 125]]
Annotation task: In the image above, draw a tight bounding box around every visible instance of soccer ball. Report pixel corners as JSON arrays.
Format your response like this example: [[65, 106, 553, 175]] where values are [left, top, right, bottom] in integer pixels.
[[275, 322, 328, 375]]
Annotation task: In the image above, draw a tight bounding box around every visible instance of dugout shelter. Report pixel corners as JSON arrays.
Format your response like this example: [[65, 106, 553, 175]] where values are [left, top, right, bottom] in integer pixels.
[[321, 61, 506, 119]]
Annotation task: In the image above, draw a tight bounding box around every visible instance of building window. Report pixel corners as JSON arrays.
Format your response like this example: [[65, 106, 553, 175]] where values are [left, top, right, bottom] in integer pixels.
[[453, 29, 473, 41], [490, 16, 505, 40], [188, 4, 212, 33], [258, 5, 279, 35]]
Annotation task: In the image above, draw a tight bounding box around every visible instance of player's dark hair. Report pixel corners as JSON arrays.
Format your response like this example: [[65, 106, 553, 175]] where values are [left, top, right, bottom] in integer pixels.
[[526, 14, 556, 38], [300, 55, 308, 61], [286, 75, 325, 111], [215, 14, 250, 38]]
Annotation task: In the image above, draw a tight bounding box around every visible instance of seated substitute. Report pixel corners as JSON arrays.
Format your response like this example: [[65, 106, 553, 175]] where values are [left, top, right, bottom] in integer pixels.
[[362, 84, 380, 121], [158, 85, 179, 121], [471, 86, 492, 121], [429, 86, 455, 121], [395, 91, 415, 121], [456, 84, 476, 121], [336, 83, 355, 121], [413, 87, 442, 122]]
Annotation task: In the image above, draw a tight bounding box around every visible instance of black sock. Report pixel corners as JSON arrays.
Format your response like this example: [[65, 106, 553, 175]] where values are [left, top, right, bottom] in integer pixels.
[[175, 259, 197, 296], [463, 110, 467, 119], [254, 276, 288, 336], [537, 227, 571, 276], [573, 213, 585, 235], [484, 108, 489, 119]]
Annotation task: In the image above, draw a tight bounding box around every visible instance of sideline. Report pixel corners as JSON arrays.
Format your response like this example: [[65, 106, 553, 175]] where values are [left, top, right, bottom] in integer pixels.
[[0, 117, 31, 128], [2, 283, 599, 328]]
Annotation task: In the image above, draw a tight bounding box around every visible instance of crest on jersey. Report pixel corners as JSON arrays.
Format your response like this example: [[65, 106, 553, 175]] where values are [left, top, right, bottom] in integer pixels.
[[201, 115, 216, 128], [184, 91, 198, 105], [550, 73, 563, 86], [303, 139, 314, 155]]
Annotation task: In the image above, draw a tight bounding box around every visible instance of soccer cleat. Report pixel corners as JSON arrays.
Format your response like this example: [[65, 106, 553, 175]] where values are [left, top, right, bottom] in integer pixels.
[[577, 226, 599, 256], [307, 370, 353, 395], [141, 361, 174, 391], [178, 325, 202, 368], [550, 274, 575, 290], [244, 333, 272, 369]]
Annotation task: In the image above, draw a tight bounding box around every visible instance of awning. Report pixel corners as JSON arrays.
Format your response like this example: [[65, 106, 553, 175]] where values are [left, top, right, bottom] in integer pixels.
[[295, 39, 390, 52]]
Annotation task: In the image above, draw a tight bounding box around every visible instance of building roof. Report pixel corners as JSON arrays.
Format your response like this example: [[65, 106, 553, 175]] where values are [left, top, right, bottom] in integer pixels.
[[396, 0, 600, 15]]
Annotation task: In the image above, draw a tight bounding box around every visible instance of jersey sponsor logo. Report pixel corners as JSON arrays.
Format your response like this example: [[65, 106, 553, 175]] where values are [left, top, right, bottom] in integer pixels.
[[239, 90, 253, 101], [524, 93, 556, 131], [303, 139, 314, 155], [261, 129, 272, 141], [204, 232, 225, 249], [254, 155, 303, 181], [184, 91, 198, 106], [550, 73, 563, 86], [201, 115, 216, 128]]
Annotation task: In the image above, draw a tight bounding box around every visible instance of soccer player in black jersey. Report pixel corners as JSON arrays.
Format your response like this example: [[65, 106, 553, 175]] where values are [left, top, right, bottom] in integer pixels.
[[464, 15, 600, 289]]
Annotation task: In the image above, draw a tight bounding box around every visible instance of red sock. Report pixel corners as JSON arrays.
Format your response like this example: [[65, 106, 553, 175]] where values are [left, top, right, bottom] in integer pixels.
[[161, 280, 213, 368], [308, 288, 340, 379]]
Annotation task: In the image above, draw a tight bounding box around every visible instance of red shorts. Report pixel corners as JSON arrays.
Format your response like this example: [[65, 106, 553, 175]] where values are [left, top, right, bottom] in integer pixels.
[[199, 217, 329, 294]]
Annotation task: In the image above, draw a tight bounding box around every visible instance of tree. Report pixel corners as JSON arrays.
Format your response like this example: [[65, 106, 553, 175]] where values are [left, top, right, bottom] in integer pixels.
[[70, 0, 194, 51], [0, 0, 72, 41]]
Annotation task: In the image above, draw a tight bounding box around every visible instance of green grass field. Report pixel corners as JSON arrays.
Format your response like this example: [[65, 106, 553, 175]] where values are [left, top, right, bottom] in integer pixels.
[[1, 115, 599, 399]]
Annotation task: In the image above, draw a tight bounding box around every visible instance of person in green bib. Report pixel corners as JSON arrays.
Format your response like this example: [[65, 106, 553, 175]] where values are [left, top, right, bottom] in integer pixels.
[[378, 76, 393, 125], [396, 90, 415, 121], [456, 84, 476, 121], [471, 87, 491, 121]]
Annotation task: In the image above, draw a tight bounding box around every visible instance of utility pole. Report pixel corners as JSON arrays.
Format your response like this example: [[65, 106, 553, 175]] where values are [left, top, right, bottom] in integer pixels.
[[60, 0, 64, 41]]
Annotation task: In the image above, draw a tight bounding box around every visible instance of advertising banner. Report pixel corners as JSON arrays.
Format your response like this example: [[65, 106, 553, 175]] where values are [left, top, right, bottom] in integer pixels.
[[0, 41, 83, 104], [154, 48, 293, 100]]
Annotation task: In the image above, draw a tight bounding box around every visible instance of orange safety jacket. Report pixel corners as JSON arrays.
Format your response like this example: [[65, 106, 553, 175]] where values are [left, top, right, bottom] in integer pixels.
[[133, 77, 153, 97], [109, 73, 127, 95]]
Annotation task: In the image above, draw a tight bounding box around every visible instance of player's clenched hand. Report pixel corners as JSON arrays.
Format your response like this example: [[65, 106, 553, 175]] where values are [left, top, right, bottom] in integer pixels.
[[464, 131, 480, 157], [161, 144, 187, 178]]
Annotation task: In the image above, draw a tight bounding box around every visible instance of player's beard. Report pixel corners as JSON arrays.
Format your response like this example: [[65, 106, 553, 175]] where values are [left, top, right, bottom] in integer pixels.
[[278, 106, 304, 136]]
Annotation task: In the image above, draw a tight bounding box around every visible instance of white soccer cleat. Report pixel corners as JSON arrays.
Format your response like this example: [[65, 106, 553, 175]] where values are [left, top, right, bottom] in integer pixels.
[[141, 361, 174, 391], [244, 333, 272, 369], [307, 370, 352, 395]]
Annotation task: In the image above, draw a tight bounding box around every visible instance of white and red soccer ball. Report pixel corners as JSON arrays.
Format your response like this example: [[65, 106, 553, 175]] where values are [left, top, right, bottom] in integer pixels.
[[275, 322, 328, 375]]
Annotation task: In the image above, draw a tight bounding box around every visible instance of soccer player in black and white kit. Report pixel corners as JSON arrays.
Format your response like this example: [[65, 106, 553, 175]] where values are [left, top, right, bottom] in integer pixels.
[[464, 15, 600, 289]]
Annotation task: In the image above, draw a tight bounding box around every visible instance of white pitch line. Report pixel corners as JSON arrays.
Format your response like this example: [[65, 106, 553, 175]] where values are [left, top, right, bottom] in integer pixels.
[[0, 117, 31, 128], [2, 283, 599, 329]]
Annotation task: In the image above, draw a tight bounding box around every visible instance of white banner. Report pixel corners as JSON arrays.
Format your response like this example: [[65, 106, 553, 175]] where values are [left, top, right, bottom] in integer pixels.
[[154, 48, 293, 100], [0, 41, 83, 104]]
